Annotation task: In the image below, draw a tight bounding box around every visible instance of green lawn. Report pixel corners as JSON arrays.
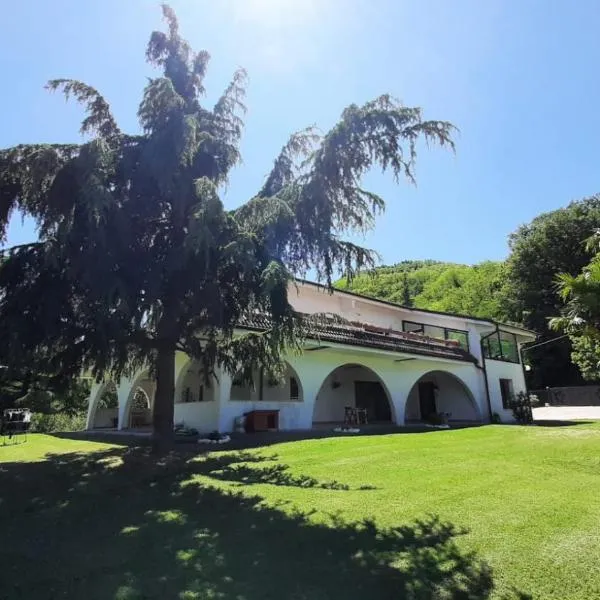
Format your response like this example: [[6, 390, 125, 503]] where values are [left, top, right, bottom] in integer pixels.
[[1, 425, 600, 599]]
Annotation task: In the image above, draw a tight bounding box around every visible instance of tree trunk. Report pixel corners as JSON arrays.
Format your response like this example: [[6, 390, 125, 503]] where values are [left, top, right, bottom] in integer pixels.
[[152, 344, 176, 453]]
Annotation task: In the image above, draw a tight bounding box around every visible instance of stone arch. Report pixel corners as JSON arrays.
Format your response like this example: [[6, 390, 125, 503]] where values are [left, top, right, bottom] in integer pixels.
[[175, 359, 217, 404], [131, 387, 151, 410], [312, 363, 396, 425], [228, 362, 304, 403], [87, 381, 118, 429], [405, 370, 481, 423], [122, 371, 155, 429]]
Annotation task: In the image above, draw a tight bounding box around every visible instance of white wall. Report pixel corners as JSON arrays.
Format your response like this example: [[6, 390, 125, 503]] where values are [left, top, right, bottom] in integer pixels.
[[405, 371, 480, 422], [174, 362, 219, 432], [289, 282, 487, 351], [174, 401, 219, 433], [290, 348, 485, 430], [218, 364, 305, 432], [263, 374, 298, 402], [485, 359, 527, 423], [93, 407, 118, 428], [313, 365, 381, 422]]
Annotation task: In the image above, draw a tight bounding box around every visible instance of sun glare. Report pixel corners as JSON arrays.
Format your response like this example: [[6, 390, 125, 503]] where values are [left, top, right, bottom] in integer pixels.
[[233, 0, 320, 29]]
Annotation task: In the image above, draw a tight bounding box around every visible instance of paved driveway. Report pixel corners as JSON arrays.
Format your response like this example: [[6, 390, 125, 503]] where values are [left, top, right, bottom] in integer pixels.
[[533, 405, 600, 421]]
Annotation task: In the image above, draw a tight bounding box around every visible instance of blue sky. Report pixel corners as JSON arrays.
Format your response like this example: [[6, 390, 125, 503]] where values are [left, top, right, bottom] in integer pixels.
[[2, 0, 599, 265]]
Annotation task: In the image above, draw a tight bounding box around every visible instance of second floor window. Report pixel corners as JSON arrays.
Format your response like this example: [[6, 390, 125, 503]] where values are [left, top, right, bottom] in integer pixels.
[[483, 330, 520, 363], [402, 320, 469, 352]]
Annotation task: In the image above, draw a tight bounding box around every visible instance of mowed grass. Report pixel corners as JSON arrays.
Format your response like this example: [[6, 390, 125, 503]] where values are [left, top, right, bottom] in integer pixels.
[[1, 425, 600, 599]]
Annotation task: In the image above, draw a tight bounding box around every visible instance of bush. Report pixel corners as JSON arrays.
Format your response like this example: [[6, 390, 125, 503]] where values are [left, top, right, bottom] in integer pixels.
[[30, 412, 86, 433], [508, 392, 534, 425], [491, 412, 502, 424]]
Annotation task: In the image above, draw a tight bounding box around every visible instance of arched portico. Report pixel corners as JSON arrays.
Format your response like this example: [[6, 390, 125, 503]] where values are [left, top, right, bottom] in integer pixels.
[[121, 371, 155, 429], [312, 363, 395, 426], [175, 359, 217, 404], [228, 362, 303, 404], [86, 381, 119, 429], [215, 361, 305, 432], [172, 359, 219, 432], [405, 370, 481, 424]]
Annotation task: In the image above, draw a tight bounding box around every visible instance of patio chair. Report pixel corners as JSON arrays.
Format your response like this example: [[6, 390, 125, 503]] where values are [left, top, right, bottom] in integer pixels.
[[344, 406, 358, 426]]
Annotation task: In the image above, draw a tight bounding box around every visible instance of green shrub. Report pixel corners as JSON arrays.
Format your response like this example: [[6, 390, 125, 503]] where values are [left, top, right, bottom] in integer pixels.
[[491, 412, 502, 424], [30, 412, 86, 433], [508, 392, 534, 425]]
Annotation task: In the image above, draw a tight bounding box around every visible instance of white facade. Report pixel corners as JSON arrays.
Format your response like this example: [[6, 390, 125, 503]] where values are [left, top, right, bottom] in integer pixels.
[[86, 281, 535, 433]]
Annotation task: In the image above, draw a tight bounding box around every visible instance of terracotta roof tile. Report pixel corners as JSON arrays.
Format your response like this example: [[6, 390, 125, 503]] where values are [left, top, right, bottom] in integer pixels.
[[237, 313, 477, 364]]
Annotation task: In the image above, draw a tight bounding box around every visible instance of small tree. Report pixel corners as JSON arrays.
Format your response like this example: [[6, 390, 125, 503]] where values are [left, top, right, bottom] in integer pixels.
[[0, 5, 455, 449], [504, 195, 600, 387], [401, 271, 413, 307], [508, 391, 533, 425], [551, 231, 600, 380]]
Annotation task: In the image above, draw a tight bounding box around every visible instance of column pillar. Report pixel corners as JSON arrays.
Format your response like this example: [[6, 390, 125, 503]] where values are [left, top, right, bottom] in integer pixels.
[[117, 377, 136, 430], [85, 381, 105, 430]]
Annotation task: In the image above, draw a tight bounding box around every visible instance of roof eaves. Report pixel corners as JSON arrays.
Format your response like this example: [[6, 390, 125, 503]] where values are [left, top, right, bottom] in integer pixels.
[[295, 279, 493, 324], [296, 279, 538, 336], [235, 321, 477, 364]]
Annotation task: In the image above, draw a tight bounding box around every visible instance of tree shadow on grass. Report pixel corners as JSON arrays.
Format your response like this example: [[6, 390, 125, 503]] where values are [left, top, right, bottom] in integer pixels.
[[194, 451, 377, 490], [0, 447, 530, 600]]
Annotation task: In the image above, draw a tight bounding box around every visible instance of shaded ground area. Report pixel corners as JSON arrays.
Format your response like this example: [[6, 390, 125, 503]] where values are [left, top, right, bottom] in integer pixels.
[[1, 445, 508, 600], [65, 422, 480, 451], [3, 425, 600, 599], [533, 405, 600, 421]]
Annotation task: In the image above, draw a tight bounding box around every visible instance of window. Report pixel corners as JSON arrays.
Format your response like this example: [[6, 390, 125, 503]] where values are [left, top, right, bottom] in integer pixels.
[[290, 377, 300, 401], [483, 331, 520, 363], [403, 321, 424, 334], [446, 329, 469, 351], [499, 331, 519, 363], [499, 378, 514, 409], [424, 324, 445, 340], [402, 320, 470, 352]]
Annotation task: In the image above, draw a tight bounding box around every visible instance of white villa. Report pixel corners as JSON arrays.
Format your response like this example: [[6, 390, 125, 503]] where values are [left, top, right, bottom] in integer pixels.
[[86, 280, 536, 433]]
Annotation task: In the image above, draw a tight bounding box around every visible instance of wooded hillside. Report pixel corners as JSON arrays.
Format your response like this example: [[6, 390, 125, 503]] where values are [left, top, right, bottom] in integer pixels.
[[334, 260, 508, 321]]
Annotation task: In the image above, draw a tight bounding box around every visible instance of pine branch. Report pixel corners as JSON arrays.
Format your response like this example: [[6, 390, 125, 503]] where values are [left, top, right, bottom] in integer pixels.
[[46, 79, 121, 139]]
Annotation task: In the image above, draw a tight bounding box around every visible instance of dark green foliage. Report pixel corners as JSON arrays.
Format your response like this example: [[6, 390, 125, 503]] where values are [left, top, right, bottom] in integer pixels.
[[337, 197, 600, 388], [508, 392, 533, 425], [0, 5, 454, 447], [401, 271, 412, 307], [30, 412, 86, 433], [505, 197, 600, 330], [0, 364, 90, 417], [97, 384, 118, 409], [551, 230, 600, 381], [569, 336, 600, 381], [506, 196, 600, 387]]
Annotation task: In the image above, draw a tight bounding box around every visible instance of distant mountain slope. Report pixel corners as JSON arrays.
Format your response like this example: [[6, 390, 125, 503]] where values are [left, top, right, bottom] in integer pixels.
[[334, 260, 508, 321]]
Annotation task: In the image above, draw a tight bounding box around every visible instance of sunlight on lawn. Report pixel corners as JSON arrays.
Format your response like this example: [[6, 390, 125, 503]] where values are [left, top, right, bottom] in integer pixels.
[[1, 426, 600, 599]]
